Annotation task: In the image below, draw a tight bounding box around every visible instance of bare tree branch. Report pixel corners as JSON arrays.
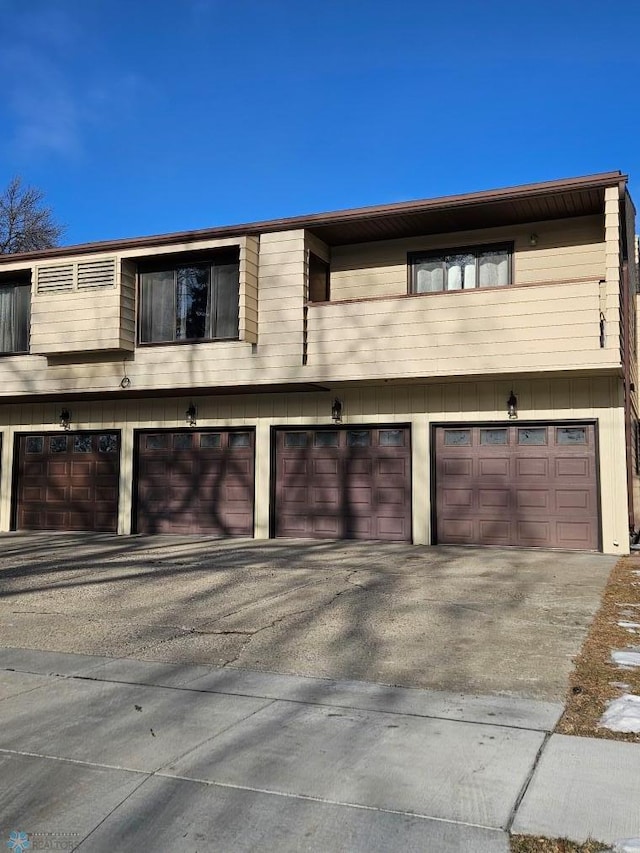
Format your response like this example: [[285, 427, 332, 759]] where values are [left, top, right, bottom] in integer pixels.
[[0, 176, 65, 254]]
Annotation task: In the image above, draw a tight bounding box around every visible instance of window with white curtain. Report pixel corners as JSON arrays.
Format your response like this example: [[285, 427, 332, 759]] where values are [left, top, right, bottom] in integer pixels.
[[411, 244, 512, 294], [0, 283, 30, 353], [139, 251, 240, 344]]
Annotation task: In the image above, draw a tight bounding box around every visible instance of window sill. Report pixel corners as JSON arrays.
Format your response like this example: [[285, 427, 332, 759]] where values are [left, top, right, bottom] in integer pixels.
[[137, 336, 241, 348]]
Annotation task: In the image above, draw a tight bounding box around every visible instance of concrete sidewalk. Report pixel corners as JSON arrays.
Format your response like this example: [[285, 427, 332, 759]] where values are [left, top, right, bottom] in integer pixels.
[[0, 647, 638, 852]]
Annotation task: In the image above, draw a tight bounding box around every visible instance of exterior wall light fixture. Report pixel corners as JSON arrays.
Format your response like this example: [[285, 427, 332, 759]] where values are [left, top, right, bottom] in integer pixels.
[[59, 409, 71, 430], [331, 398, 343, 423], [186, 403, 197, 427], [529, 234, 538, 247], [507, 391, 518, 419]]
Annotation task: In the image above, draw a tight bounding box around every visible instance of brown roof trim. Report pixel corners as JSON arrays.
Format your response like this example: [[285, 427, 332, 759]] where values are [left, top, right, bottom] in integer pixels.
[[0, 171, 626, 264]]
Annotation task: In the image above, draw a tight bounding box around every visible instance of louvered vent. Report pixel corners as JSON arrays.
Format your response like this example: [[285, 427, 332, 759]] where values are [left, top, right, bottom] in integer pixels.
[[77, 258, 116, 289], [36, 263, 74, 293]]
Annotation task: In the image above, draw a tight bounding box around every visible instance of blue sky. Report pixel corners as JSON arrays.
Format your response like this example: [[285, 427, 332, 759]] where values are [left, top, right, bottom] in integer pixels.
[[1, 0, 639, 247]]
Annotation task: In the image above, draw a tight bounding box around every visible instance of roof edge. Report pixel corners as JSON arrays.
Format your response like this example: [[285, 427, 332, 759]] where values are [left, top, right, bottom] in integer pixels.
[[0, 171, 627, 264]]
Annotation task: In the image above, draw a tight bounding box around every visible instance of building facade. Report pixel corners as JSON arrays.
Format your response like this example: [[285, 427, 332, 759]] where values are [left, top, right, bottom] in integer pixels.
[[0, 172, 637, 554]]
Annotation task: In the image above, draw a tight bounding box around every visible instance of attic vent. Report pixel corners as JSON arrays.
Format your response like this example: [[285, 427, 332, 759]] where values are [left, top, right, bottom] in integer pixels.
[[77, 258, 116, 290], [35, 258, 117, 294], [36, 263, 74, 293]]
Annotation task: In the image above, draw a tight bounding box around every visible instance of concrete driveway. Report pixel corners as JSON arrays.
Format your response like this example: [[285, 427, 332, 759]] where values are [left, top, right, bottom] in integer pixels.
[[0, 534, 615, 700]]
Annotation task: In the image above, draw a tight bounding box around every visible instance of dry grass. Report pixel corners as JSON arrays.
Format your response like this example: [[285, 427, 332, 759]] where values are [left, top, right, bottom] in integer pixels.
[[555, 555, 640, 742], [510, 836, 609, 852]]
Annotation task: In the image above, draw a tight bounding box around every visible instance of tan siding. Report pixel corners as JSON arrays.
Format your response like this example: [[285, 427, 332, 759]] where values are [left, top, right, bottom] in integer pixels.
[[304, 279, 616, 380], [239, 235, 259, 344], [329, 216, 604, 302]]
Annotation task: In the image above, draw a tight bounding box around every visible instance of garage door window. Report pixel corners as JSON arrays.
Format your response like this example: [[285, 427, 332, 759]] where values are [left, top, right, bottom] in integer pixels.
[[444, 429, 471, 446], [200, 433, 221, 448], [557, 427, 587, 445], [229, 433, 251, 448], [74, 436, 93, 453], [173, 434, 192, 450], [380, 429, 404, 446], [284, 432, 308, 448], [146, 435, 169, 450], [50, 436, 67, 453], [480, 428, 508, 445], [518, 428, 547, 445], [26, 436, 43, 454], [347, 430, 370, 447], [314, 431, 339, 447], [98, 435, 118, 453]]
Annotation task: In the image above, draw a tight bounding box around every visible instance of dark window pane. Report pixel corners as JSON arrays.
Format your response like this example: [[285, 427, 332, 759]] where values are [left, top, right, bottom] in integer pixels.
[[74, 435, 93, 453], [98, 434, 118, 453], [314, 431, 339, 447], [557, 427, 587, 445], [379, 429, 404, 447], [173, 433, 192, 450], [176, 265, 209, 340], [146, 434, 168, 450], [347, 430, 370, 447], [229, 432, 250, 448], [309, 254, 329, 302], [140, 271, 174, 343], [50, 436, 67, 453], [26, 436, 43, 454], [0, 283, 30, 353], [212, 262, 239, 338], [285, 432, 308, 448], [444, 429, 471, 446], [200, 433, 221, 448], [480, 428, 508, 445], [518, 428, 547, 445]]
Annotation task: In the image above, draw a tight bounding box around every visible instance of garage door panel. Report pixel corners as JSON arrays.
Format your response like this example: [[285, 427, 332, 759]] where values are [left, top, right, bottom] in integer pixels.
[[377, 487, 405, 505], [439, 518, 474, 542], [515, 457, 549, 477], [516, 490, 550, 509], [555, 458, 590, 477], [378, 457, 406, 476], [377, 516, 409, 538], [435, 423, 598, 550], [478, 458, 510, 477], [134, 430, 254, 536], [443, 458, 472, 477], [556, 489, 590, 510], [47, 461, 70, 477], [313, 488, 340, 505], [516, 521, 551, 544], [275, 426, 411, 542], [478, 489, 510, 508], [556, 521, 596, 548], [479, 519, 511, 544], [443, 489, 473, 508], [346, 487, 373, 505]]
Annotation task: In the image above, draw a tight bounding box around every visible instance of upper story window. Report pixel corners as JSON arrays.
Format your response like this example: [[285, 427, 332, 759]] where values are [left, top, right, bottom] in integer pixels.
[[0, 281, 30, 354], [410, 243, 512, 294], [139, 250, 239, 344]]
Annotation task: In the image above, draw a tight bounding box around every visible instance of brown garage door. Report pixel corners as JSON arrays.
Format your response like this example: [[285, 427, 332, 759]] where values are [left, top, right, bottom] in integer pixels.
[[274, 426, 411, 541], [16, 432, 120, 532], [134, 429, 254, 535], [434, 423, 599, 550]]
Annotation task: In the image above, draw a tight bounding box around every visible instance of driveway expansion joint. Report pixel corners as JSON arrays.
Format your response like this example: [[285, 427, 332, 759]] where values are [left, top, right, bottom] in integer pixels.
[[504, 730, 551, 832]]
